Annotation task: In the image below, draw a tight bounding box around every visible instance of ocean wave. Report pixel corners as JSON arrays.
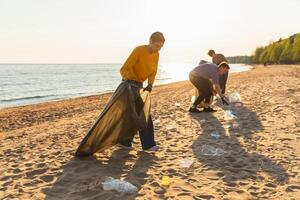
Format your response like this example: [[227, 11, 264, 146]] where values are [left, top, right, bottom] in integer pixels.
[[0, 95, 58, 103]]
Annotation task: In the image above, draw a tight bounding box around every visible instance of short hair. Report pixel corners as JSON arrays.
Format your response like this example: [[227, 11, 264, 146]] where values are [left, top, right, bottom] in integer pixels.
[[208, 49, 215, 57], [150, 32, 165, 43], [218, 61, 230, 69]]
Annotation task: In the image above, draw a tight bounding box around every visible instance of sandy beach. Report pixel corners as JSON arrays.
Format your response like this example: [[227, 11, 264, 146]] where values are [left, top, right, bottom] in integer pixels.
[[0, 65, 300, 200]]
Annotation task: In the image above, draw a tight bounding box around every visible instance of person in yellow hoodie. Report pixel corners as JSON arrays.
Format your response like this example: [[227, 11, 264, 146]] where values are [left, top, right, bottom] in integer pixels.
[[118, 32, 165, 151]]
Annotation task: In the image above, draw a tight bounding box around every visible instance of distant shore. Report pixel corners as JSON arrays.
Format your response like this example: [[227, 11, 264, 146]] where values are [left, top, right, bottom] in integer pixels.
[[0, 65, 300, 199]]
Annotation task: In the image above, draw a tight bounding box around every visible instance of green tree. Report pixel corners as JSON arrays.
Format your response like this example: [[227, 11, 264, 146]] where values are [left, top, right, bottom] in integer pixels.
[[279, 40, 293, 64], [269, 43, 284, 63], [291, 34, 300, 62], [253, 47, 264, 63]]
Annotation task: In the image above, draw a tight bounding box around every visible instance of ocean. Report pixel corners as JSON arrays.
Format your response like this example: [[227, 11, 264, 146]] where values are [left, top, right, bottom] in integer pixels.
[[0, 63, 251, 108]]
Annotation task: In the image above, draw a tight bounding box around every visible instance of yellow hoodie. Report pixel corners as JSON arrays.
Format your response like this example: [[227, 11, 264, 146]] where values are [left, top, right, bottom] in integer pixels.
[[120, 45, 159, 85]]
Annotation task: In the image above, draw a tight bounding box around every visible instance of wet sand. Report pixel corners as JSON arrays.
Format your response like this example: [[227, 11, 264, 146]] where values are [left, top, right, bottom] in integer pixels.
[[1, 65, 300, 199]]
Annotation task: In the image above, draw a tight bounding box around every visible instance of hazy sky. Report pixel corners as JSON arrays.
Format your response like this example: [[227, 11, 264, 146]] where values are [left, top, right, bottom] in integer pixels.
[[0, 0, 299, 63]]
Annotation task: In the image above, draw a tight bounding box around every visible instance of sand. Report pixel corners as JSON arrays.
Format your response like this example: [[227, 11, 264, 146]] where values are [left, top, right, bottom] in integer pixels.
[[1, 65, 300, 200]]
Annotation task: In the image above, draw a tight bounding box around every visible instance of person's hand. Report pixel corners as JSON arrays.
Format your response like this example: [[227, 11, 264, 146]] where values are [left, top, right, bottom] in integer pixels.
[[221, 96, 229, 105], [143, 84, 152, 92]]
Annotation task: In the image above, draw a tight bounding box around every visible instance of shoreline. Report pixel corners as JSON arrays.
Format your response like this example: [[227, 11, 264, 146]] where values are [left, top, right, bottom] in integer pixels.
[[1, 64, 300, 199], [0, 64, 253, 110]]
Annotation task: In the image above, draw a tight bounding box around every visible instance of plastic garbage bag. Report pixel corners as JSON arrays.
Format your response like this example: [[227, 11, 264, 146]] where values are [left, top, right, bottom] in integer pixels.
[[229, 90, 242, 103], [179, 158, 194, 168], [211, 132, 221, 139], [102, 177, 138, 194], [201, 145, 225, 156]]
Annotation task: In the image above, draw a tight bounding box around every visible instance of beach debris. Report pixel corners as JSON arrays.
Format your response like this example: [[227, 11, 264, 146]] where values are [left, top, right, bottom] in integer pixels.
[[102, 177, 138, 194], [201, 145, 225, 156], [234, 102, 243, 107], [200, 119, 206, 124], [211, 131, 221, 139], [161, 176, 171, 187], [191, 96, 196, 103], [232, 121, 240, 129], [174, 102, 181, 107], [229, 90, 242, 103], [224, 110, 237, 121], [223, 124, 231, 129], [179, 158, 194, 168]]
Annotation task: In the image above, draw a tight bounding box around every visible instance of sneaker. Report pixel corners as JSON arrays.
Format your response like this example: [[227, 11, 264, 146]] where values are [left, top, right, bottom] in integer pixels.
[[116, 143, 133, 150], [188, 107, 202, 113], [144, 145, 159, 152], [203, 107, 217, 112]]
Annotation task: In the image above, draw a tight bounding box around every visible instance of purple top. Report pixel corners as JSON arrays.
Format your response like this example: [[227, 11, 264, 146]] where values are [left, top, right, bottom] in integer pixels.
[[189, 63, 220, 84]]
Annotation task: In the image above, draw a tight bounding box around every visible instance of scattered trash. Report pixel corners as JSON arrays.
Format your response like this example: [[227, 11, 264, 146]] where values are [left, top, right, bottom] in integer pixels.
[[200, 119, 206, 124], [201, 145, 225, 156], [211, 132, 221, 139], [179, 158, 194, 168], [229, 90, 242, 103], [102, 177, 138, 194], [232, 121, 239, 129], [191, 96, 196, 103], [174, 103, 181, 107], [223, 124, 231, 129], [161, 176, 171, 187], [224, 110, 237, 120], [234, 102, 243, 107]]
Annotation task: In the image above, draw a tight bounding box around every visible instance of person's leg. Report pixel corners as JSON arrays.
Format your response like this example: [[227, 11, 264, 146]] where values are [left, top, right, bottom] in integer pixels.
[[203, 80, 216, 112], [139, 115, 156, 150], [189, 75, 209, 112]]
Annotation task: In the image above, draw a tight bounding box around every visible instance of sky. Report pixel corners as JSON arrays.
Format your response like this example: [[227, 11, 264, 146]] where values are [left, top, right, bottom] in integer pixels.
[[0, 0, 299, 63]]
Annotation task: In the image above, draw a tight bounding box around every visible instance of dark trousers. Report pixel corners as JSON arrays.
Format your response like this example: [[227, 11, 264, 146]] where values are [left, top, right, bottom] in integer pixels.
[[119, 81, 156, 150], [189, 74, 213, 106]]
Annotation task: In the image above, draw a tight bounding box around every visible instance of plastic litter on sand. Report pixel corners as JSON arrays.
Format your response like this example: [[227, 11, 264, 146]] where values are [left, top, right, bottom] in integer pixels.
[[102, 177, 138, 194], [201, 145, 225, 156], [229, 90, 242, 103], [161, 176, 171, 187], [179, 158, 194, 168], [224, 110, 237, 120], [211, 132, 221, 139]]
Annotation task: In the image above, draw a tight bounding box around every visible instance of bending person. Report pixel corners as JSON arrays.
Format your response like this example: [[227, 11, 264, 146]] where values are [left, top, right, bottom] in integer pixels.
[[189, 62, 229, 113]]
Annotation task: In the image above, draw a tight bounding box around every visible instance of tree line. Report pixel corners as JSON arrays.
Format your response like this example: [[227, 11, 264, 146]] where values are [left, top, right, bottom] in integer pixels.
[[227, 33, 300, 64]]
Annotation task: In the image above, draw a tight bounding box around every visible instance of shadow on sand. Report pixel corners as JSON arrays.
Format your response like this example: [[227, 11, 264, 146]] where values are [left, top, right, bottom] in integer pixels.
[[43, 148, 157, 200], [190, 102, 289, 185]]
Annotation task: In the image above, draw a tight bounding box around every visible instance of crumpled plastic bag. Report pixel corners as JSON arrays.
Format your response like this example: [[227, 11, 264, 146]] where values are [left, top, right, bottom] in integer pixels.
[[201, 145, 225, 156], [102, 177, 138, 194], [229, 90, 242, 103]]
